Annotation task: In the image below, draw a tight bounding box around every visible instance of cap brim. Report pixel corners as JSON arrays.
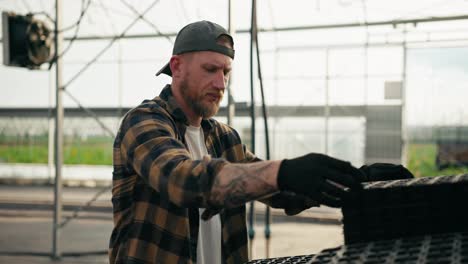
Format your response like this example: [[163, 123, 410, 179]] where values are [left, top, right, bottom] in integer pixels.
[[155, 62, 172, 76]]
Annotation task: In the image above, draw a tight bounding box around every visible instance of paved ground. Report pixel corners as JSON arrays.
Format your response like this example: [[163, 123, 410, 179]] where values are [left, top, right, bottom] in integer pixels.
[[0, 185, 344, 263], [0, 216, 110, 264]]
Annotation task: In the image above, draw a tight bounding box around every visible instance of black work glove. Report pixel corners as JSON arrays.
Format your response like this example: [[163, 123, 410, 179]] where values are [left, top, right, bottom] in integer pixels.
[[359, 163, 414, 182], [266, 191, 319, 216], [277, 153, 366, 208]]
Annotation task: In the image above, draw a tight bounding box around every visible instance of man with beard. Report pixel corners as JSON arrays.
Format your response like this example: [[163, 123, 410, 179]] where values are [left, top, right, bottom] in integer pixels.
[[108, 21, 412, 264]]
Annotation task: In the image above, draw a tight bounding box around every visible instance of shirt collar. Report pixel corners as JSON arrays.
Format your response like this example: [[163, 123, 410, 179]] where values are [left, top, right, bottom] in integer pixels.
[[157, 84, 215, 131]]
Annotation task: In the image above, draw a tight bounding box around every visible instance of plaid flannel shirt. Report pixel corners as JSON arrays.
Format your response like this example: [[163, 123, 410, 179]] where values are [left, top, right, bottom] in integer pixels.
[[109, 84, 256, 263]]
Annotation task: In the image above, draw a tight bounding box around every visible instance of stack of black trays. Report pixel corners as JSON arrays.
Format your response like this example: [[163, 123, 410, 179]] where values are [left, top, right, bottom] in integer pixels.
[[309, 232, 468, 263], [342, 174, 468, 244], [246, 255, 315, 264], [247, 232, 468, 263], [246, 174, 468, 264]]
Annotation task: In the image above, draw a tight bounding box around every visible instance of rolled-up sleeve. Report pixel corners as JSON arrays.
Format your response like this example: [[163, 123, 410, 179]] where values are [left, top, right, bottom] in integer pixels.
[[120, 109, 229, 209]]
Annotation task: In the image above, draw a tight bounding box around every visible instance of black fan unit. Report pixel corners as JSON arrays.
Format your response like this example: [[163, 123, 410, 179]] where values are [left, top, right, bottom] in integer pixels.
[[2, 11, 54, 69]]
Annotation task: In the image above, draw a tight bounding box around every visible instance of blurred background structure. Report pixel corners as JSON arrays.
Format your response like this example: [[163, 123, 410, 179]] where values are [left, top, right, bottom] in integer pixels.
[[1, 0, 468, 263]]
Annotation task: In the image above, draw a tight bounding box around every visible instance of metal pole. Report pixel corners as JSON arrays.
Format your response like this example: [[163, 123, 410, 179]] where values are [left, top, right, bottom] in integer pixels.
[[117, 39, 123, 118], [255, 21, 272, 258], [227, 0, 235, 126], [324, 48, 329, 155], [401, 26, 408, 165], [52, 0, 64, 259], [363, 24, 369, 165], [248, 0, 256, 259], [48, 67, 54, 184]]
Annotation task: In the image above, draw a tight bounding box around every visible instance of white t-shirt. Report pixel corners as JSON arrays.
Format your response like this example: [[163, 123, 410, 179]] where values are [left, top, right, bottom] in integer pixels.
[[184, 125, 222, 264]]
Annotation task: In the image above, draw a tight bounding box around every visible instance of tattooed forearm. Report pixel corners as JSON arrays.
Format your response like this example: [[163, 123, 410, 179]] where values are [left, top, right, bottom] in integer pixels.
[[211, 160, 281, 208]]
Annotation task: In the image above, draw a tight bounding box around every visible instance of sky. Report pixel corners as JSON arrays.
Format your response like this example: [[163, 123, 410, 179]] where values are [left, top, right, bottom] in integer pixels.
[[1, 0, 468, 127]]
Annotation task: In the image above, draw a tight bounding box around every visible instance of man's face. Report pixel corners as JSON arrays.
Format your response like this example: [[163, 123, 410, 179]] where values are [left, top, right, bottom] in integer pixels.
[[178, 51, 232, 119]]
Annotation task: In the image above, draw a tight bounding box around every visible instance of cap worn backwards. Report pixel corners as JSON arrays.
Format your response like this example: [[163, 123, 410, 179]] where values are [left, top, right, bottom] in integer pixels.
[[156, 20, 235, 77]]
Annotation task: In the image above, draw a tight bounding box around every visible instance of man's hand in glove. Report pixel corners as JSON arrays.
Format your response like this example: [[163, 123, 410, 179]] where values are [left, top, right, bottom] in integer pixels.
[[277, 153, 366, 208], [263, 191, 320, 216], [359, 163, 414, 182]]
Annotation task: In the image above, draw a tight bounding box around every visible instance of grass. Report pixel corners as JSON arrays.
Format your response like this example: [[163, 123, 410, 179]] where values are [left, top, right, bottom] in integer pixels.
[[63, 140, 113, 165], [407, 143, 468, 177], [1, 136, 468, 176], [0, 136, 113, 165]]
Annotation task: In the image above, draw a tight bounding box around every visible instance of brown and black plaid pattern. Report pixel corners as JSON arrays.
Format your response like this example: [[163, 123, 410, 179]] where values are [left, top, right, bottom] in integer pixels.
[[109, 85, 256, 263]]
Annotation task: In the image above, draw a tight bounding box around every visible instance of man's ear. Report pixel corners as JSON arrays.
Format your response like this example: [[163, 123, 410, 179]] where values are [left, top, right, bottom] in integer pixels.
[[169, 55, 181, 78]]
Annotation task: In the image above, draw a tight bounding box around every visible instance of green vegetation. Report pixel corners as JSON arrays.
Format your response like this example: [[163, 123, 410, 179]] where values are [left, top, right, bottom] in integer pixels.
[[0, 136, 113, 165], [407, 143, 468, 177], [1, 136, 468, 177], [63, 139, 113, 165]]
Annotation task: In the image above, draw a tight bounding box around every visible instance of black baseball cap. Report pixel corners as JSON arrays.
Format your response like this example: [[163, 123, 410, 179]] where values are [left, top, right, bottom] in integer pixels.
[[156, 20, 235, 76]]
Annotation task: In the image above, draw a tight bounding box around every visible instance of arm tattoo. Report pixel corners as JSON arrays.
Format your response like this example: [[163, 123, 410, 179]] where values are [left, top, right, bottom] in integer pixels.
[[211, 161, 279, 208]]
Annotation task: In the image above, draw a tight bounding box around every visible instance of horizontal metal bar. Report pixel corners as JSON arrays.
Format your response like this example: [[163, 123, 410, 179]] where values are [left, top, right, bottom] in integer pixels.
[[2, 14, 466, 43], [0, 104, 402, 118]]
